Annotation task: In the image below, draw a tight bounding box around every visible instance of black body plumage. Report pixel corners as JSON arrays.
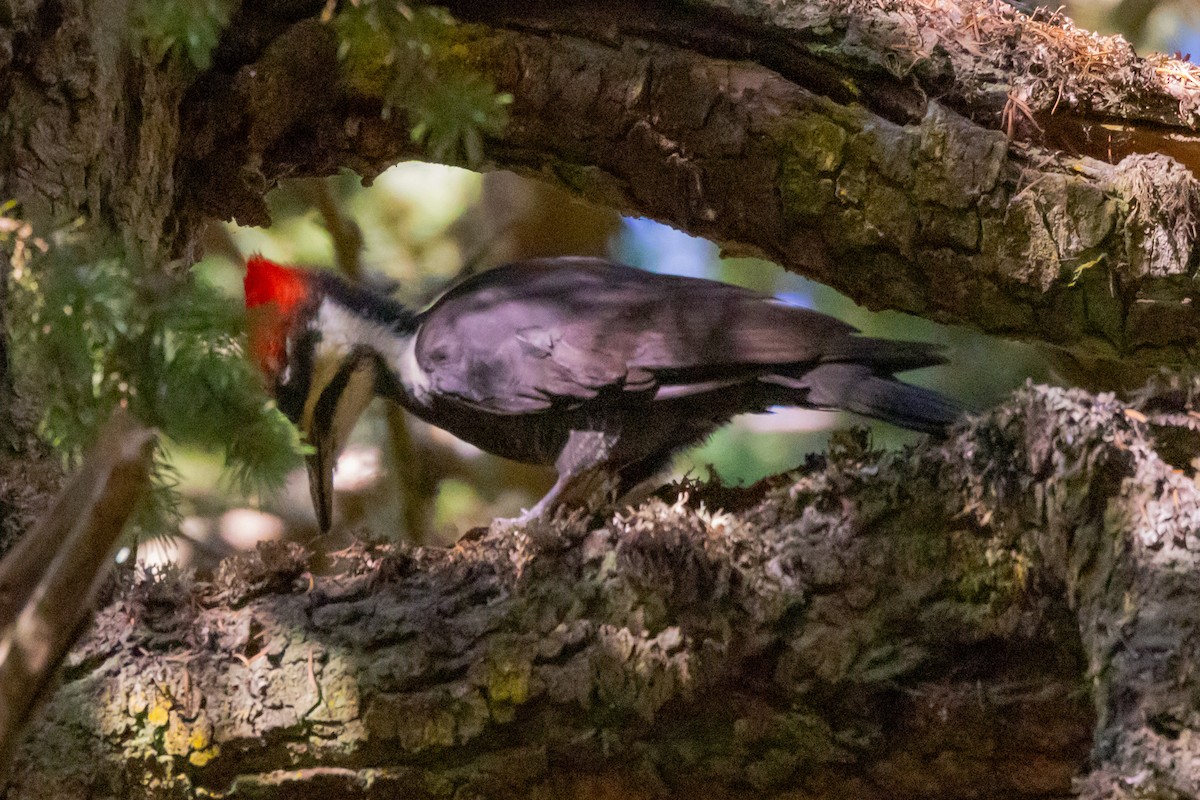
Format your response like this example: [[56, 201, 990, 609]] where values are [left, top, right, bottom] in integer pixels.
[[257, 256, 960, 526]]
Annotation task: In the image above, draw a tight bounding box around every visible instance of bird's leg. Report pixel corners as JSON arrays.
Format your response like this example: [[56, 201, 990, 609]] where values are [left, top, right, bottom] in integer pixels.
[[499, 429, 618, 526], [610, 452, 676, 510]]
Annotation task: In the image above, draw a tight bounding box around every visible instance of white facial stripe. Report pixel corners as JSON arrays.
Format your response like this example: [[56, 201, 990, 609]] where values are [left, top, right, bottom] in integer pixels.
[[302, 300, 381, 429], [316, 299, 408, 360], [311, 298, 431, 410]]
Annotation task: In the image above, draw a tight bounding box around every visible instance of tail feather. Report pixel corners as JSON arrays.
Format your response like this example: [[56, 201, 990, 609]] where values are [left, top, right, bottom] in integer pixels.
[[838, 375, 960, 434], [818, 336, 947, 373], [764, 363, 960, 434]]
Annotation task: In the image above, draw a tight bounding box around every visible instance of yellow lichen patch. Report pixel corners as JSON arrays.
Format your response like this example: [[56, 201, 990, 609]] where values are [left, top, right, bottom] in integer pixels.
[[146, 703, 170, 728], [487, 655, 531, 707], [188, 744, 220, 768], [477, 636, 535, 723], [189, 726, 210, 752], [164, 711, 192, 756]]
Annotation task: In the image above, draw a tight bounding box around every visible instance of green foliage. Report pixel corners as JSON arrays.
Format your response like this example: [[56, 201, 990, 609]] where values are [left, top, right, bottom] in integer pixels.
[[136, 0, 234, 70], [6, 223, 304, 514], [335, 2, 511, 165]]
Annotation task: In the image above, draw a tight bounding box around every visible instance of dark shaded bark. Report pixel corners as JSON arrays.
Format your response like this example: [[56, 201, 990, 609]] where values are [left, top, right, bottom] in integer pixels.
[[0, 0, 167, 547], [179, 0, 1200, 378], [0, 255, 59, 550], [11, 384, 1200, 799], [3, 0, 1200, 797], [1, 246, 9, 412]]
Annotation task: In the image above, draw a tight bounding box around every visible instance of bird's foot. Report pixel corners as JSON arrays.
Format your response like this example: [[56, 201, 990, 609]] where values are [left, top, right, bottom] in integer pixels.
[[489, 496, 588, 534], [491, 502, 546, 531], [492, 513, 532, 531]]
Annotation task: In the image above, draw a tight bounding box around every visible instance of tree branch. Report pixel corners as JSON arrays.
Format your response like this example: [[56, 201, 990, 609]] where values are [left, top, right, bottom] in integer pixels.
[[180, 0, 1200, 373], [10, 384, 1200, 797], [7, 1, 1200, 796], [0, 410, 155, 778]]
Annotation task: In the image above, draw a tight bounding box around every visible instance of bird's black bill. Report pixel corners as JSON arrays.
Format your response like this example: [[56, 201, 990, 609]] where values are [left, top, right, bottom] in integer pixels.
[[306, 444, 334, 533], [302, 352, 380, 534]]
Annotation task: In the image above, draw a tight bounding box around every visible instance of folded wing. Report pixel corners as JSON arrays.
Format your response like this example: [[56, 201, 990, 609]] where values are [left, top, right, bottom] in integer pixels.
[[413, 257, 944, 415]]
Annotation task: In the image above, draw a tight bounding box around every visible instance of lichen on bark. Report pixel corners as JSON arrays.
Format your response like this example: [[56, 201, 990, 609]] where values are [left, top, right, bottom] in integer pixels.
[[8, 1, 1200, 797], [27, 385, 1186, 798]]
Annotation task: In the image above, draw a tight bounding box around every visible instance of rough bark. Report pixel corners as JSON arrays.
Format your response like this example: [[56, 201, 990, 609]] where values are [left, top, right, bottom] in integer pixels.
[[180, 0, 1200, 377], [0, 0, 185, 544], [0, 323, 59, 552], [12, 384, 1200, 799], [3, 0, 1200, 797]]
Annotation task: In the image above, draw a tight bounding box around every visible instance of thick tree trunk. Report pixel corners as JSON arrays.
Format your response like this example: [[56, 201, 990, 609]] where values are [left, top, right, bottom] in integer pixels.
[[0, 0, 187, 544], [11, 384, 1200, 799], [4, 0, 1200, 797], [0, 279, 59, 551]]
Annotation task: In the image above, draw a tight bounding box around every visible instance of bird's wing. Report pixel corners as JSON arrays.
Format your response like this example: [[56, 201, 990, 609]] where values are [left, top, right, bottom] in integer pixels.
[[412, 257, 885, 414]]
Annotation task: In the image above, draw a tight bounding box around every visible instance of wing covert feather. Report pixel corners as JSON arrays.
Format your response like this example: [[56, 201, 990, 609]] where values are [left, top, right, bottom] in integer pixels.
[[412, 258, 865, 414]]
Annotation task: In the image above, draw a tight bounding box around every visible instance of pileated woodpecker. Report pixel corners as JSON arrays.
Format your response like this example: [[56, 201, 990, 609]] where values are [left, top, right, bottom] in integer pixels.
[[244, 255, 959, 531]]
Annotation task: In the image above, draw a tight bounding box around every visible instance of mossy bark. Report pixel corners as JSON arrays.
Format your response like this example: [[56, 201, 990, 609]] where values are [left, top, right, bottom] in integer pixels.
[[4, 0, 1200, 797], [182, 0, 1200, 377], [13, 385, 1200, 798]]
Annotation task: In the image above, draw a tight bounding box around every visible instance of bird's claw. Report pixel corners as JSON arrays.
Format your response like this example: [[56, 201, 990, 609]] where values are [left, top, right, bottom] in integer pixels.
[[492, 506, 542, 530]]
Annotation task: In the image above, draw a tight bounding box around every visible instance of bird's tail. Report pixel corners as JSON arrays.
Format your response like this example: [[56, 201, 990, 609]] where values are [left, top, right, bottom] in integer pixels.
[[764, 363, 961, 435], [817, 336, 948, 373]]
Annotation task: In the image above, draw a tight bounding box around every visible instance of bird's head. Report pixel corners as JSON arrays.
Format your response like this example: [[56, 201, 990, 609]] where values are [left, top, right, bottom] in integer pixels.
[[244, 256, 379, 532]]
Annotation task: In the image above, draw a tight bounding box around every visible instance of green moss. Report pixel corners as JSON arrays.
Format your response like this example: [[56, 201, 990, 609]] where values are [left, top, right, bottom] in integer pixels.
[[953, 542, 1028, 606], [485, 644, 533, 721], [364, 688, 490, 751], [906, 527, 1033, 638], [775, 113, 849, 220], [914, 105, 1007, 209], [860, 183, 918, 253]]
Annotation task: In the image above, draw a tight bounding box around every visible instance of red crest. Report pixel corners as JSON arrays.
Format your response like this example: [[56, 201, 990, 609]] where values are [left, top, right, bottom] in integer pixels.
[[244, 256, 311, 380]]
